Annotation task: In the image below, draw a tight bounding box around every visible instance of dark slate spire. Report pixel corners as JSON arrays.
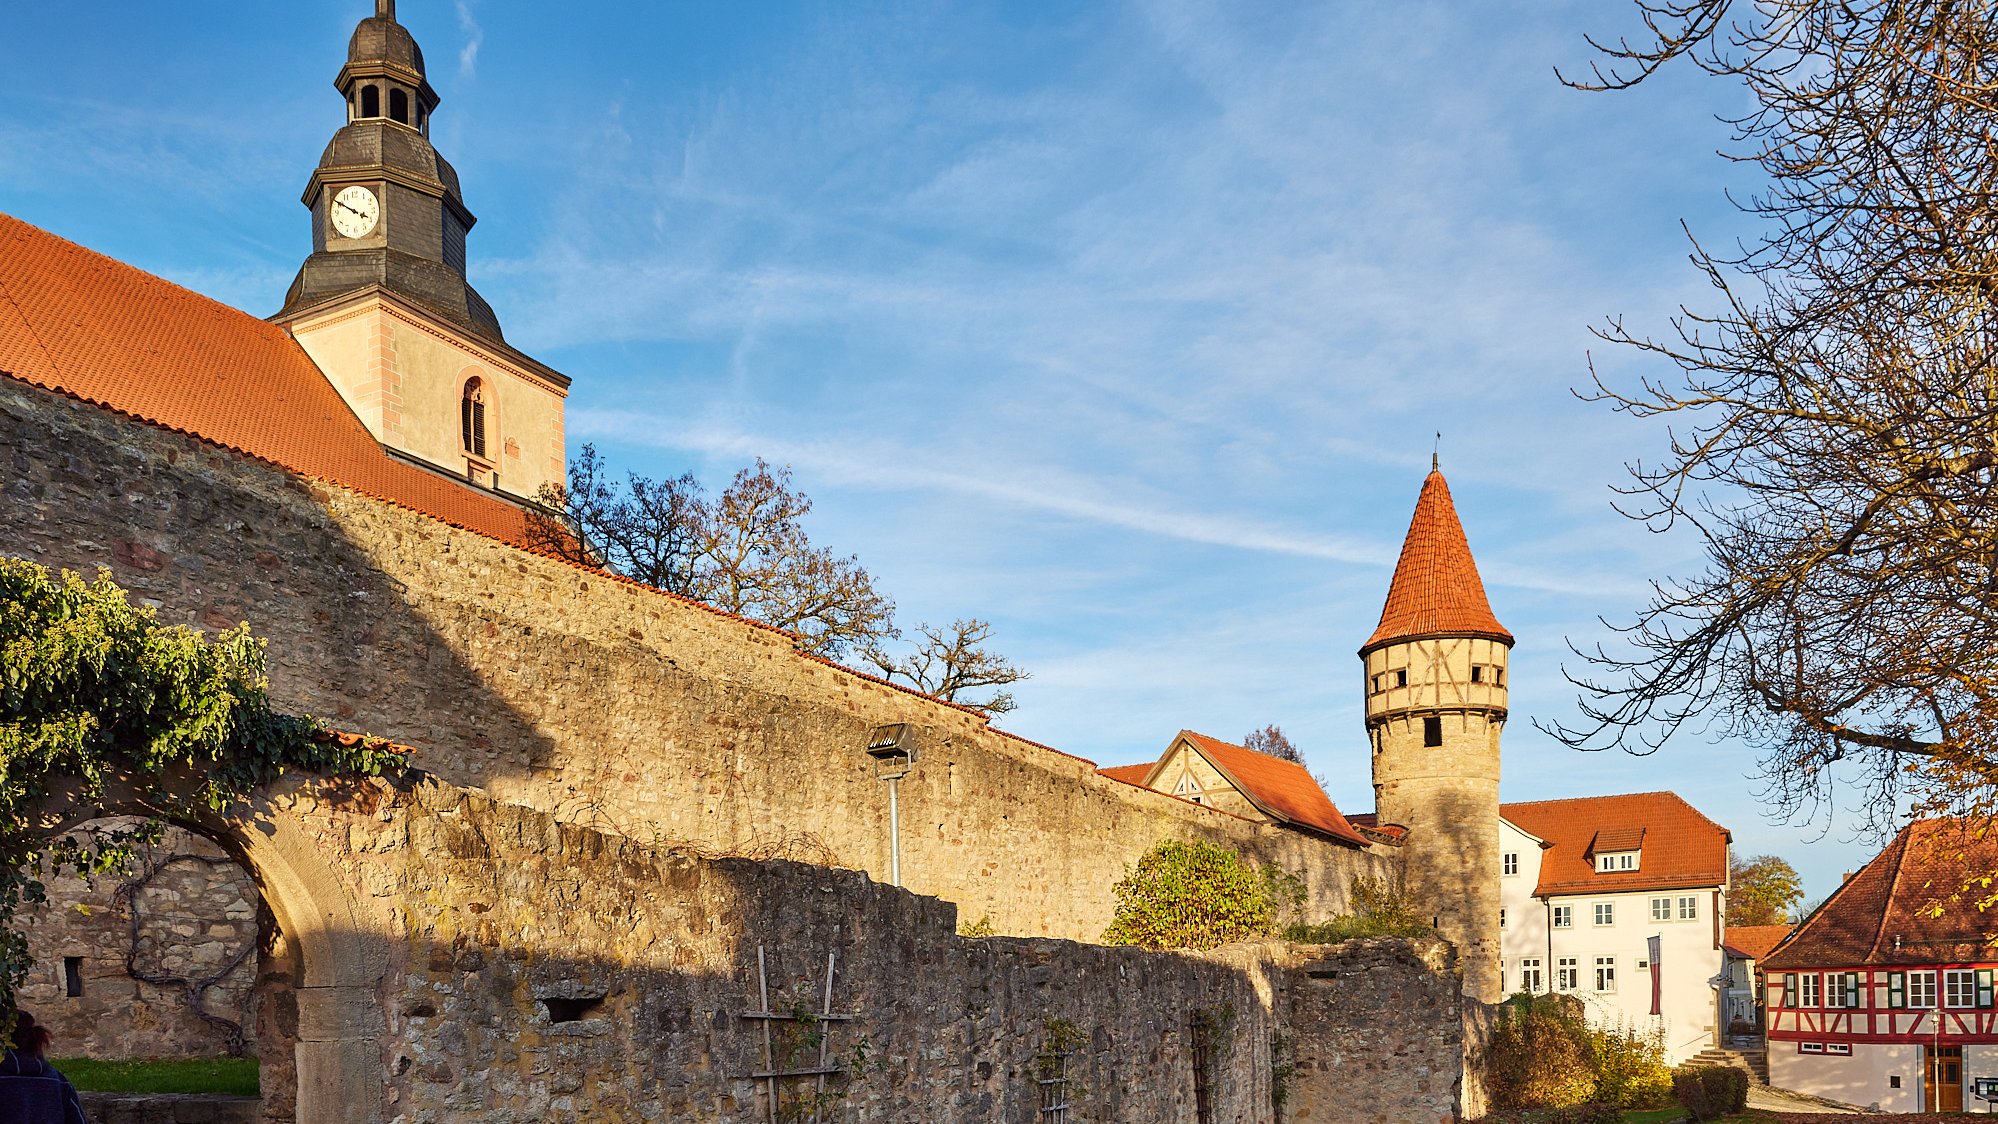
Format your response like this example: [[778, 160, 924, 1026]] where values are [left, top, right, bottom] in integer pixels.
[[275, 2, 504, 341]]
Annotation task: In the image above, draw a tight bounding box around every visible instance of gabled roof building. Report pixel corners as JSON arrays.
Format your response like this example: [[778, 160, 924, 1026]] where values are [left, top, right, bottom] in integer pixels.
[[1761, 819, 1998, 1113]]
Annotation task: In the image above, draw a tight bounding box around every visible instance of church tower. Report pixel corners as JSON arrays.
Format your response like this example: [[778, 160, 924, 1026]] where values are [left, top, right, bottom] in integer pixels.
[[1361, 466, 1510, 1003], [273, 0, 569, 502]]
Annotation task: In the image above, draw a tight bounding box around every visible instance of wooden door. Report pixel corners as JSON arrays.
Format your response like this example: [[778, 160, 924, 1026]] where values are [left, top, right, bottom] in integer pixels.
[[1929, 1045, 1964, 1112]]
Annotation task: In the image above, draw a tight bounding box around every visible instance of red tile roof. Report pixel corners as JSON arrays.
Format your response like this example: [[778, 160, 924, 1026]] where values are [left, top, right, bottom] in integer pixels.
[[1724, 924, 1793, 962], [1592, 826, 1646, 853], [1163, 731, 1369, 847], [1763, 819, 1998, 969], [1362, 469, 1511, 653], [1097, 763, 1154, 785], [1501, 792, 1730, 896], [0, 212, 536, 548]]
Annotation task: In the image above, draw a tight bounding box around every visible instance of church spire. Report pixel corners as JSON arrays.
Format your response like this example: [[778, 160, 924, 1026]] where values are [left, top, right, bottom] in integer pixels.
[[1360, 468, 1512, 654], [377, 0, 395, 17]]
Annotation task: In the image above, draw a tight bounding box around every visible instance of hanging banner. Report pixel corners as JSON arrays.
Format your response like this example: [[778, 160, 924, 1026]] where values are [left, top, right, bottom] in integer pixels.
[[1649, 934, 1663, 1017]]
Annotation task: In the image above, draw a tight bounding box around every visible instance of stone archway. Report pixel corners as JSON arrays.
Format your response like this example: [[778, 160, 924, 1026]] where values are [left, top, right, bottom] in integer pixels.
[[78, 785, 394, 1124]]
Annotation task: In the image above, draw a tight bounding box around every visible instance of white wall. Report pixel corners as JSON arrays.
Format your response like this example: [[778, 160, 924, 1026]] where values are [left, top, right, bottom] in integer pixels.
[[1769, 1042, 1919, 1113], [1497, 819, 1722, 1063]]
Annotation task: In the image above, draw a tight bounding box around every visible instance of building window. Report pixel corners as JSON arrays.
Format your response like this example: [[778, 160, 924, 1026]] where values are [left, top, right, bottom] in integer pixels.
[[1520, 958, 1543, 993], [1779, 973, 1796, 1007], [1172, 773, 1204, 806], [461, 378, 488, 458], [1552, 905, 1572, 929], [63, 957, 82, 998], [1800, 973, 1821, 1007], [1826, 1042, 1851, 1056], [1945, 968, 1978, 1008], [1595, 957, 1616, 992], [390, 87, 409, 124], [1593, 902, 1614, 926], [1799, 1042, 1825, 1054], [1503, 852, 1518, 876], [1651, 897, 1671, 922], [361, 84, 380, 118], [1826, 972, 1848, 1008], [1396, 669, 1407, 688], [1499, 908, 1506, 929], [1595, 851, 1638, 872], [1910, 970, 1937, 1009], [1678, 895, 1698, 920], [1558, 957, 1579, 991], [1423, 716, 1442, 747], [1470, 665, 1483, 683]]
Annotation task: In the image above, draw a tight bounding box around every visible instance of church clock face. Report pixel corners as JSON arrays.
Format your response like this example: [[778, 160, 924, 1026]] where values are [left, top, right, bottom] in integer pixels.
[[329, 185, 380, 238]]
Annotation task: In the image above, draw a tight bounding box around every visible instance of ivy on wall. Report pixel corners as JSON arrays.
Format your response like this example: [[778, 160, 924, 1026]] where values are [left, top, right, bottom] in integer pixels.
[[1100, 839, 1304, 950], [0, 557, 401, 1006]]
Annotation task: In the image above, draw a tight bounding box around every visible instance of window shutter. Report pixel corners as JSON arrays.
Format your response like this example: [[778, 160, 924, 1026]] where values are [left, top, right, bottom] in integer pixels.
[[1784, 973, 1798, 1008], [1979, 968, 1993, 1008], [1888, 970, 1905, 1009], [1847, 972, 1862, 1008]]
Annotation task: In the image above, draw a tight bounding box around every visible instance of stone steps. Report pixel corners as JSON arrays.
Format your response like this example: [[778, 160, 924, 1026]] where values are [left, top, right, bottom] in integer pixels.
[[1686, 1045, 1770, 1084]]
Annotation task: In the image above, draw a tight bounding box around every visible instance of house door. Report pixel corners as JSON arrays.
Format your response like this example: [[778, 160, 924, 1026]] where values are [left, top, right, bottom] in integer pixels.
[[1928, 1045, 1964, 1112]]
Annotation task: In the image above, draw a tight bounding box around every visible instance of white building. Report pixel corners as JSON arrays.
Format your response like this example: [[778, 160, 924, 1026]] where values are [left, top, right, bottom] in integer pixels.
[[1498, 792, 1733, 1063]]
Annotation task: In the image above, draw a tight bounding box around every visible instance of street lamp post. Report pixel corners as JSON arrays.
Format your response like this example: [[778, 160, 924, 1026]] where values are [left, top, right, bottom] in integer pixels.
[[865, 723, 918, 887]]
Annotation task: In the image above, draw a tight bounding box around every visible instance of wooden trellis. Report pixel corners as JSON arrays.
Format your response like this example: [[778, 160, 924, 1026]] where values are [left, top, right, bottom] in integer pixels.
[[1036, 1042, 1073, 1123], [740, 944, 855, 1124]]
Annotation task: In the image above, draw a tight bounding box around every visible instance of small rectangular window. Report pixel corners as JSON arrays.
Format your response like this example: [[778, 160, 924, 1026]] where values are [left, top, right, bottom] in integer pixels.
[[1594, 902, 1614, 926], [1552, 905, 1572, 928], [1678, 895, 1698, 920], [1422, 716, 1442, 747], [1470, 665, 1483, 683], [63, 957, 82, 998], [1801, 973, 1821, 1007], [1910, 970, 1937, 1008], [1595, 957, 1616, 992], [1557, 957, 1578, 991], [1502, 852, 1519, 876], [1650, 897, 1671, 922], [1826, 1042, 1851, 1056], [1519, 958, 1543, 992], [1396, 669, 1407, 688], [1799, 1042, 1824, 1054], [1500, 908, 1507, 929], [1945, 968, 1977, 1008]]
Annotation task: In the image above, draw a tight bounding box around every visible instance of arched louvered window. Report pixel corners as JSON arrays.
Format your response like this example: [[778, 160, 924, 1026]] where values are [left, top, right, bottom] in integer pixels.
[[390, 88, 409, 124], [461, 379, 488, 458], [361, 85, 381, 119]]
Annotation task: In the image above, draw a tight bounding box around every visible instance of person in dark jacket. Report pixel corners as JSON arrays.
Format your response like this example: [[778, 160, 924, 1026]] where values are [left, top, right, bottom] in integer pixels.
[[0, 1010, 88, 1124]]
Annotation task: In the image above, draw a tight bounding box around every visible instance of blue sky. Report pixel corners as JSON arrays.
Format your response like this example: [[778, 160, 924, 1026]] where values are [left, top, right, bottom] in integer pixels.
[[0, 2, 1882, 901]]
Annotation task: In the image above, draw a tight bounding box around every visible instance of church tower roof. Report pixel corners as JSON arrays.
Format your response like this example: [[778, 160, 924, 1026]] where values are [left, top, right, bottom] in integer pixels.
[[1360, 468, 1512, 654]]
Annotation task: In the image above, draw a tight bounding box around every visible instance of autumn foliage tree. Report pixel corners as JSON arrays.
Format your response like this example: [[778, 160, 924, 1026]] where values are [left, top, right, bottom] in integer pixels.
[[1727, 853, 1804, 927], [1551, 2, 1998, 831]]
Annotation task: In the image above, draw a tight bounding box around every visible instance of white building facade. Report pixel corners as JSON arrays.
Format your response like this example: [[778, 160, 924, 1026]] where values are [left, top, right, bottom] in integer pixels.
[[1497, 793, 1733, 1064]]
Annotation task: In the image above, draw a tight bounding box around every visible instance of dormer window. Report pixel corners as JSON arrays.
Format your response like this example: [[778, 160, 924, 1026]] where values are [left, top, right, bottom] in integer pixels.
[[461, 378, 488, 459], [1588, 827, 1644, 873], [1595, 851, 1639, 873]]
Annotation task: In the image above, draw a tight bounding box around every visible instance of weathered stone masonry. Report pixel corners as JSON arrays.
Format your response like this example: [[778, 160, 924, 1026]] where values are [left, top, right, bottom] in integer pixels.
[[0, 378, 1393, 942]]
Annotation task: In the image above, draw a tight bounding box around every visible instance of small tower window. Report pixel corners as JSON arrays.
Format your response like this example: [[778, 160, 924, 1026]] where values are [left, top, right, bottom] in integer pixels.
[[1470, 665, 1483, 683], [390, 88, 410, 124], [1423, 716, 1442, 747], [1395, 669, 1407, 688], [461, 379, 488, 458], [361, 84, 381, 119], [63, 957, 83, 998]]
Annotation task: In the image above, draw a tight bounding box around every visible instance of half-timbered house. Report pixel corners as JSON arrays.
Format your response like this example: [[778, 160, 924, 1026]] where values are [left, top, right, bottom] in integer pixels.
[[1762, 819, 1998, 1113]]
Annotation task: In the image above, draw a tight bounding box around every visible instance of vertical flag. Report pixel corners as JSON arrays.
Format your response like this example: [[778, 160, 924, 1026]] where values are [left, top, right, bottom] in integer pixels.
[[1649, 934, 1664, 1017]]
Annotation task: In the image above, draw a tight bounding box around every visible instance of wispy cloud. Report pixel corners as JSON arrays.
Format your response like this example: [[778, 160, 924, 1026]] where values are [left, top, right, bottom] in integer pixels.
[[455, 2, 484, 80]]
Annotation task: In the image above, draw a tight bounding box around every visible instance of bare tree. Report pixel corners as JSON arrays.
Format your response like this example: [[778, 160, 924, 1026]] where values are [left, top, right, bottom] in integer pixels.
[[529, 447, 893, 658], [1242, 724, 1305, 764], [1549, 3, 1998, 831], [864, 618, 1028, 717]]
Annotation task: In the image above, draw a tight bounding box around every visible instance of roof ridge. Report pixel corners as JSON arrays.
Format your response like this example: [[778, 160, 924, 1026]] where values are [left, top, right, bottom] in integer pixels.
[[1865, 823, 1917, 961]]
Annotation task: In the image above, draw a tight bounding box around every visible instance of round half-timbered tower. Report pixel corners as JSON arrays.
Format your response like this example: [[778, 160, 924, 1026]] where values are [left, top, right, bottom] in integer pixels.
[[1362, 465, 1511, 1002]]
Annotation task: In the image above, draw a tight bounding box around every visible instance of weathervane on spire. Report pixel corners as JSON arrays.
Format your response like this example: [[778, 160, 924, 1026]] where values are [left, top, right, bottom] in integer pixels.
[[1432, 431, 1441, 472]]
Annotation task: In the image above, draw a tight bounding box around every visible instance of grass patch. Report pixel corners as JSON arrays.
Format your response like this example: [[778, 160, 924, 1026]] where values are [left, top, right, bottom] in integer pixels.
[[1623, 1108, 1684, 1123], [52, 1056, 258, 1097]]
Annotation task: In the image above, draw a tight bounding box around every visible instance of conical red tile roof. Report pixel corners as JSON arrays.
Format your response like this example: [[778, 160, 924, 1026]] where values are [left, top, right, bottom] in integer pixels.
[[1361, 469, 1511, 653]]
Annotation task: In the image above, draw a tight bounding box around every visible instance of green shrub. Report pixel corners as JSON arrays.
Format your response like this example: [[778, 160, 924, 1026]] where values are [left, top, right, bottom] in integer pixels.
[[1101, 839, 1299, 950], [1282, 874, 1429, 942], [1586, 1022, 1673, 1108], [1484, 993, 1596, 1110], [1672, 1064, 1748, 1121]]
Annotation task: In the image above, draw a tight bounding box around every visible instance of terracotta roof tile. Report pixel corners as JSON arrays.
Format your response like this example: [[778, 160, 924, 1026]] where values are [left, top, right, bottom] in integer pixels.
[[0, 212, 536, 548], [1363, 469, 1511, 653], [1591, 826, 1646, 853], [1763, 819, 1998, 969], [1501, 792, 1730, 896], [1097, 763, 1154, 785], [1723, 924, 1793, 962], [1174, 731, 1368, 847]]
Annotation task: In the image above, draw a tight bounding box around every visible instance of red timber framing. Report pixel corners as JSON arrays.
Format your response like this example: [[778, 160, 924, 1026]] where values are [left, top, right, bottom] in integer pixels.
[[1766, 965, 1998, 1046]]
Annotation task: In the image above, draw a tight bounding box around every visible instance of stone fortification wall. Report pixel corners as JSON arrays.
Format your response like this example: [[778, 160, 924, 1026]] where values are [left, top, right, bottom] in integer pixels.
[[0, 380, 1395, 944], [265, 773, 1462, 1123], [17, 822, 258, 1059]]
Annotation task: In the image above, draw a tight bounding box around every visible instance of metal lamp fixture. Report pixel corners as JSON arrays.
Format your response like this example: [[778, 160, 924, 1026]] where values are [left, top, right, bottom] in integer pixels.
[[866, 723, 918, 886]]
